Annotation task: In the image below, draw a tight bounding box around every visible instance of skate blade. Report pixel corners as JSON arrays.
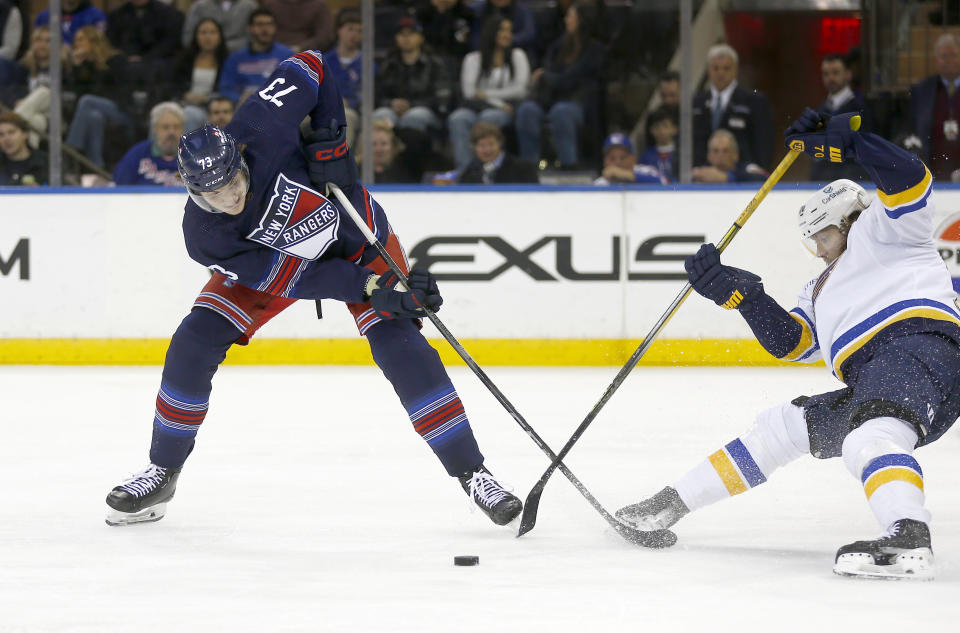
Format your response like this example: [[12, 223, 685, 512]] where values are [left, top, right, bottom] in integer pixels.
[[105, 502, 168, 527], [833, 549, 934, 581]]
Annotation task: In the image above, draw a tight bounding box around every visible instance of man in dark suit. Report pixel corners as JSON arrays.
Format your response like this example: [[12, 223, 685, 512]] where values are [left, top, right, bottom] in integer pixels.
[[908, 33, 960, 181], [811, 53, 869, 183], [692, 44, 773, 170], [458, 122, 538, 184]]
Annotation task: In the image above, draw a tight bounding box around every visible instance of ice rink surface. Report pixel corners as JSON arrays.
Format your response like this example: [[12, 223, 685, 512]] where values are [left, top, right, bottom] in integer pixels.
[[1, 364, 958, 632]]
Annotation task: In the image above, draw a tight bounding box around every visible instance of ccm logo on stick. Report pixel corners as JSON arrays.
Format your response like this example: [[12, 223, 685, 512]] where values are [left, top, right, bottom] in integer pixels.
[[409, 235, 704, 282]]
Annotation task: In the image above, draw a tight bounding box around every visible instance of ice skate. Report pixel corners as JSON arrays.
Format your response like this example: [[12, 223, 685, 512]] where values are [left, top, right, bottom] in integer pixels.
[[105, 464, 181, 526], [459, 465, 522, 526], [616, 486, 690, 531], [833, 519, 934, 580]]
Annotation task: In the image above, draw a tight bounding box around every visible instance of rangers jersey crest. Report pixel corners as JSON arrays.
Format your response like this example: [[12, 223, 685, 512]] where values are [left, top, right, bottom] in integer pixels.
[[247, 174, 340, 260]]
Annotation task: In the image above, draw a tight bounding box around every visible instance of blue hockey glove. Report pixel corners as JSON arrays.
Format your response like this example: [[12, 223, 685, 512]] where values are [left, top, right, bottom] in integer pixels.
[[303, 119, 358, 189], [367, 268, 443, 319], [784, 108, 861, 163], [685, 243, 763, 310]]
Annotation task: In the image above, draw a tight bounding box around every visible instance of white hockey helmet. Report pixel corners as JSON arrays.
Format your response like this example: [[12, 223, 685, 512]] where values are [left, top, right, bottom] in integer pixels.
[[797, 179, 871, 253]]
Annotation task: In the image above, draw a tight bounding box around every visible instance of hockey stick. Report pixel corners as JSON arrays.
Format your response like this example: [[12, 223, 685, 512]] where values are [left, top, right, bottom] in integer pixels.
[[327, 182, 675, 547], [517, 145, 806, 537]]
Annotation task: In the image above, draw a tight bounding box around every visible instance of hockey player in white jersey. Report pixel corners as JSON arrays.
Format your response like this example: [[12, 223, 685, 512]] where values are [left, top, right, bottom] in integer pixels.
[[617, 109, 960, 580]]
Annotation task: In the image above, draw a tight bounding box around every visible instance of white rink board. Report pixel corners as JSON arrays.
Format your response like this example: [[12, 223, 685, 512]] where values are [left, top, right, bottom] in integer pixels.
[[4, 186, 960, 339]]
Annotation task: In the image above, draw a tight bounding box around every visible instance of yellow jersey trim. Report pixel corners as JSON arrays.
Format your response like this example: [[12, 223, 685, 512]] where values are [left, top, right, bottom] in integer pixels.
[[832, 307, 960, 380], [876, 167, 932, 209], [781, 313, 816, 362]]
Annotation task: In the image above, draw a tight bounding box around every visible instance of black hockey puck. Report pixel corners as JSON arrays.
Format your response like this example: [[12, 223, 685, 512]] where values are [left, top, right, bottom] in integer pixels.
[[454, 555, 479, 566]]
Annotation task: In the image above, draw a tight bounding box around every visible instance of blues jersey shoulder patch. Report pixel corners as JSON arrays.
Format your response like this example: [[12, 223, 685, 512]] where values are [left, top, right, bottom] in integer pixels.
[[247, 174, 340, 260]]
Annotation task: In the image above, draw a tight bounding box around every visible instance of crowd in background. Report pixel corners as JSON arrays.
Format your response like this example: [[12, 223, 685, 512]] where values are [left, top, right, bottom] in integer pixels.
[[0, 1, 956, 187]]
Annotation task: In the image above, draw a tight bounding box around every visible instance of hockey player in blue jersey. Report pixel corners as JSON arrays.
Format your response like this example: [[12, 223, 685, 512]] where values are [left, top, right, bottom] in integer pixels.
[[104, 49, 522, 529], [616, 109, 960, 580]]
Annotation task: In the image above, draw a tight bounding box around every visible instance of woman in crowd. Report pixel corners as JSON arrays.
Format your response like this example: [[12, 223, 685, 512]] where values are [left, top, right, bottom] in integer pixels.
[[515, 1, 604, 169], [171, 18, 229, 131], [472, 0, 536, 59], [64, 26, 130, 168], [364, 119, 423, 184], [0, 112, 47, 186], [11, 26, 59, 144], [447, 15, 529, 171]]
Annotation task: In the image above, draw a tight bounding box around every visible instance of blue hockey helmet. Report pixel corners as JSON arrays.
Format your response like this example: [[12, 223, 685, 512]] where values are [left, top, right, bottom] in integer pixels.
[[177, 124, 249, 214]]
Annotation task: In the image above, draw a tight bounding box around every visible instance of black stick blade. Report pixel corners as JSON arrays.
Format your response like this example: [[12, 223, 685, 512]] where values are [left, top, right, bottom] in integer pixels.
[[517, 482, 548, 536]]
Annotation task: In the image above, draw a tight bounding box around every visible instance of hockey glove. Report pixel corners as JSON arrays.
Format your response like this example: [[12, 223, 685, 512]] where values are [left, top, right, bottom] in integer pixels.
[[784, 108, 861, 163], [366, 268, 443, 319], [303, 119, 359, 189], [685, 243, 763, 310]]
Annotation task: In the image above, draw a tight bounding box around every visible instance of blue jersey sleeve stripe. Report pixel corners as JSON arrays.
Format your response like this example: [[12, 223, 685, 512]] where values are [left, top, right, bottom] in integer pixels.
[[789, 307, 819, 345], [782, 313, 816, 361], [830, 298, 960, 360], [884, 185, 931, 219]]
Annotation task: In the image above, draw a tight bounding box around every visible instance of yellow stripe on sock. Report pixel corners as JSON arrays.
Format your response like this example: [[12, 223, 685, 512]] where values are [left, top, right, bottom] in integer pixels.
[[863, 467, 924, 499], [708, 449, 748, 496]]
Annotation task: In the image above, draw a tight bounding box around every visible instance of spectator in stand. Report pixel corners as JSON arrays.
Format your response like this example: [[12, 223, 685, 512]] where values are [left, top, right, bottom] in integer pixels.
[[207, 95, 234, 128], [631, 70, 681, 154], [638, 105, 678, 182], [0, 0, 22, 62], [593, 132, 665, 185], [447, 15, 529, 170], [470, 0, 536, 61], [811, 52, 868, 183], [172, 18, 229, 132], [908, 33, 960, 182], [325, 8, 367, 148], [64, 26, 131, 168], [691, 128, 767, 184], [35, 0, 106, 46], [535, 0, 609, 65], [458, 121, 537, 184], [657, 69, 681, 108], [364, 119, 422, 184], [218, 9, 294, 105], [107, 0, 184, 62], [182, 0, 256, 53], [418, 0, 475, 74], [261, 0, 334, 53], [374, 16, 452, 134], [0, 112, 47, 186], [692, 44, 773, 171], [515, 1, 604, 169], [113, 101, 183, 186], [10, 26, 58, 141], [820, 53, 867, 119]]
